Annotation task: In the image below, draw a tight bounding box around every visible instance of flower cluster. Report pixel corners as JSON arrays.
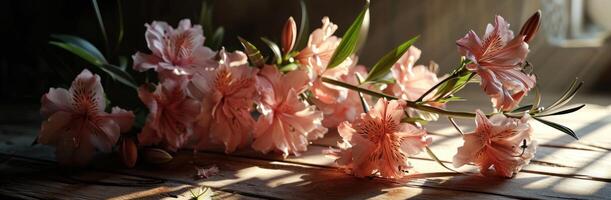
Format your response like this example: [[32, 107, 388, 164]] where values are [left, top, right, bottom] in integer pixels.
[[40, 6, 582, 180]]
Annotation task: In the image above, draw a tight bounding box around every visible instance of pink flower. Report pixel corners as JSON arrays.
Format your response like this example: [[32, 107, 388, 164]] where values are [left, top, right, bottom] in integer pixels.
[[138, 78, 201, 151], [189, 50, 257, 153], [314, 65, 371, 128], [39, 69, 134, 166], [388, 46, 444, 120], [457, 16, 536, 111], [453, 110, 537, 178], [328, 99, 431, 179], [296, 17, 353, 104], [132, 19, 216, 80], [252, 65, 327, 157]]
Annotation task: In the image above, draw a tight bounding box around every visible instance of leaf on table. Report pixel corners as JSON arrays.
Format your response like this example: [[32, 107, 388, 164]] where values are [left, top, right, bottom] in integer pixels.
[[533, 117, 578, 140]]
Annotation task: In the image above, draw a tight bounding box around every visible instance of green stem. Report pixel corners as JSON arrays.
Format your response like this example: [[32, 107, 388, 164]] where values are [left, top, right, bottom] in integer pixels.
[[322, 77, 478, 118], [416, 60, 470, 102], [416, 72, 459, 102]]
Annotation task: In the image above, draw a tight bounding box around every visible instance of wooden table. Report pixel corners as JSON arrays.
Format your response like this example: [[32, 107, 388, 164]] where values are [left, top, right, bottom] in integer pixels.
[[1, 95, 610, 199]]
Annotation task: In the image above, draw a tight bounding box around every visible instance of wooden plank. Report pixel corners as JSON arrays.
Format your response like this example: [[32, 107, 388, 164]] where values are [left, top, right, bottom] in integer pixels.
[[0, 155, 259, 200], [0, 130, 514, 199], [2, 104, 610, 199], [6, 141, 606, 199], [315, 129, 611, 181]]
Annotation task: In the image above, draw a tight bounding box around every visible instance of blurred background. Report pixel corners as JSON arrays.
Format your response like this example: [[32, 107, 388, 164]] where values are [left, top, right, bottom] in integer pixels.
[[1, 0, 610, 107]]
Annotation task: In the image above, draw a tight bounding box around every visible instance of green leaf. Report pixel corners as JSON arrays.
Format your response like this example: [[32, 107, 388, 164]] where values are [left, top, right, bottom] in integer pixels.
[[545, 79, 583, 112], [511, 104, 533, 113], [91, 0, 109, 56], [118, 55, 128, 70], [238, 37, 265, 67], [209, 27, 224, 50], [50, 34, 108, 65], [294, 0, 309, 51], [355, 3, 370, 53], [537, 104, 585, 117], [364, 36, 419, 82], [260, 37, 282, 65], [50, 35, 136, 89], [322, 77, 397, 100], [100, 64, 138, 89], [200, 0, 214, 37], [326, 1, 369, 69], [533, 117, 578, 140], [432, 70, 474, 101], [115, 0, 124, 52], [436, 95, 466, 103]]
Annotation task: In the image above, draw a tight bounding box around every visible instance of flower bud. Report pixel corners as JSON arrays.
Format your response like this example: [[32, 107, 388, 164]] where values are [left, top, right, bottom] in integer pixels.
[[119, 138, 138, 168], [142, 148, 173, 164], [282, 17, 297, 54], [519, 10, 541, 43]]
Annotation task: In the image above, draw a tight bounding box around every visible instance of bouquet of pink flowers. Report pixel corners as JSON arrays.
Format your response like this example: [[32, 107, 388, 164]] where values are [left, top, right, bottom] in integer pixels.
[[39, 1, 584, 179]]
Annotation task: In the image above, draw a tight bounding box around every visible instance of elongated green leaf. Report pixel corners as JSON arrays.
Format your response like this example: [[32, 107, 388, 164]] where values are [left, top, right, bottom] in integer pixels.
[[532, 85, 541, 112], [200, 0, 214, 38], [436, 95, 466, 103], [91, 0, 110, 56], [294, 0, 309, 51], [327, 1, 369, 69], [533, 117, 578, 140], [537, 104, 585, 117], [115, 0, 124, 52], [100, 64, 138, 89], [51, 34, 108, 65], [545, 79, 583, 112], [261, 37, 282, 64], [322, 77, 396, 100], [355, 2, 370, 53], [118, 55, 128, 70], [209, 27, 224, 50], [365, 36, 419, 82], [432, 70, 474, 101], [238, 37, 265, 67], [50, 35, 136, 89], [511, 104, 533, 113], [50, 41, 106, 67]]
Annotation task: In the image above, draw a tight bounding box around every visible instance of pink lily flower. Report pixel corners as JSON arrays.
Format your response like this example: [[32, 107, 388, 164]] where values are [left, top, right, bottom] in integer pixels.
[[456, 16, 536, 111], [453, 110, 537, 178], [132, 19, 216, 80], [314, 65, 371, 128], [138, 78, 201, 151], [252, 65, 327, 157], [189, 50, 258, 153], [296, 17, 353, 104], [39, 69, 134, 166], [388, 46, 444, 120], [328, 99, 432, 179]]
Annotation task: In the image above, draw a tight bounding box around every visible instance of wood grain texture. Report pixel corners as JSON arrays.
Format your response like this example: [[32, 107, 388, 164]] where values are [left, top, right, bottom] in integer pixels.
[[0, 155, 259, 200], [1, 103, 610, 199]]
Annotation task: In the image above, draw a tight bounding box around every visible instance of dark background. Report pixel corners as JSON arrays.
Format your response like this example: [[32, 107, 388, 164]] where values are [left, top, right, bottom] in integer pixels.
[[1, 0, 610, 106]]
